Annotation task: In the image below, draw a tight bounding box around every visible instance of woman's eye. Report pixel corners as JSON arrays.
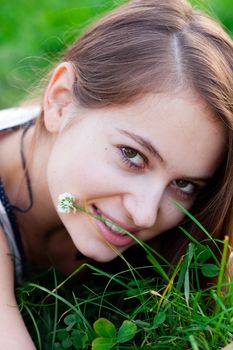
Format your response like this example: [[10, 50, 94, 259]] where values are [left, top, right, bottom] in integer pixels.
[[120, 147, 145, 169], [171, 179, 196, 196]]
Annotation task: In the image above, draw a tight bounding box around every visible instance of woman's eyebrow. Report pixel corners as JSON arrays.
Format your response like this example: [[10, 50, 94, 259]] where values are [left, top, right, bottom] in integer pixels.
[[117, 128, 164, 162]]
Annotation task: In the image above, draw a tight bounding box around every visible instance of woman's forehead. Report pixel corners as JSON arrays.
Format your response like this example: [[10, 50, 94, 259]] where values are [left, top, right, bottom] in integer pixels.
[[70, 91, 226, 179]]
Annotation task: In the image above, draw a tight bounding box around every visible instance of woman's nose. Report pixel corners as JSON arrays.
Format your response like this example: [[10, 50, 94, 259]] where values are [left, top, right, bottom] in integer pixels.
[[122, 184, 164, 229]]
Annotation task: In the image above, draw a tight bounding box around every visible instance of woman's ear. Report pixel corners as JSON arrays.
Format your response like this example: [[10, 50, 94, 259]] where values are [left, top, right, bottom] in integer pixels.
[[43, 62, 76, 133]]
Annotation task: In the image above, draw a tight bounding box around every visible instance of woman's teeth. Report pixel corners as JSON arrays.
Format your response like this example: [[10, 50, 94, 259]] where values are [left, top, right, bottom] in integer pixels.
[[104, 219, 127, 236], [94, 206, 128, 236]]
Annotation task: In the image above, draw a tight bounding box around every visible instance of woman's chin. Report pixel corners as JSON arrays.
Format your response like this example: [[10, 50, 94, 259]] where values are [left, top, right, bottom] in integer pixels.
[[79, 246, 122, 263]]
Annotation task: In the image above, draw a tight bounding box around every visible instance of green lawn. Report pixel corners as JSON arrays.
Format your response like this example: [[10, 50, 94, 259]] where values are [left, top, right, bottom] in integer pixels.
[[0, 0, 232, 109], [19, 225, 233, 349]]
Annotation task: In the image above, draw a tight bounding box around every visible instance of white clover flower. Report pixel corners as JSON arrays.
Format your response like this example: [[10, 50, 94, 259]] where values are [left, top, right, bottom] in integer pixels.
[[57, 192, 75, 214]]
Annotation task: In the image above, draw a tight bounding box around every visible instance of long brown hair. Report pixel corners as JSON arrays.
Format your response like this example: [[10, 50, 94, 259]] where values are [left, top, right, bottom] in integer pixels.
[[40, 0, 233, 258]]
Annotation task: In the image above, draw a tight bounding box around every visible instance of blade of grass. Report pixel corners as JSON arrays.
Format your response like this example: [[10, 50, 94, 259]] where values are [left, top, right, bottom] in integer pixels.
[[217, 236, 229, 296], [23, 304, 42, 350], [51, 268, 58, 349], [158, 256, 184, 310], [189, 335, 200, 350], [173, 200, 220, 252], [27, 283, 92, 332], [184, 243, 195, 306]]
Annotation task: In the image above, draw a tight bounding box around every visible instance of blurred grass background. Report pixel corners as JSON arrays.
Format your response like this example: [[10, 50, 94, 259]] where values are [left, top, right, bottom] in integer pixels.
[[0, 0, 232, 109]]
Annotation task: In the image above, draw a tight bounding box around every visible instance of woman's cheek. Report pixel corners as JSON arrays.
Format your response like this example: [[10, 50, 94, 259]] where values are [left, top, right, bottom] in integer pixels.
[[161, 200, 187, 231]]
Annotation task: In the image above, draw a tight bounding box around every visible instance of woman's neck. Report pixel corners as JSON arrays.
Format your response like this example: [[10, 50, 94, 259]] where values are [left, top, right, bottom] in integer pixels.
[[0, 125, 65, 257]]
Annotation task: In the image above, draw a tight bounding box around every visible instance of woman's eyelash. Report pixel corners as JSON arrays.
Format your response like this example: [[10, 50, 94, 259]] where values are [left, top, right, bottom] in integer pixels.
[[172, 187, 193, 199], [171, 182, 201, 200], [118, 146, 147, 170]]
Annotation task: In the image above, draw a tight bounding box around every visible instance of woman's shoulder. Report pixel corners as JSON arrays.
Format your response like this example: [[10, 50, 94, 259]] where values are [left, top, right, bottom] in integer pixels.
[[0, 182, 24, 283], [0, 105, 41, 131]]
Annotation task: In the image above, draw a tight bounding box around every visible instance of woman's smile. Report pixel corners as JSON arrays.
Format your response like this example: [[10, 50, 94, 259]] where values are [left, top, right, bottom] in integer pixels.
[[91, 204, 140, 247]]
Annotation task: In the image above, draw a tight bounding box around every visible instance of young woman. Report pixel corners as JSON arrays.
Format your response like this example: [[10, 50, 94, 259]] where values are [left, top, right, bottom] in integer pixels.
[[0, 0, 232, 348]]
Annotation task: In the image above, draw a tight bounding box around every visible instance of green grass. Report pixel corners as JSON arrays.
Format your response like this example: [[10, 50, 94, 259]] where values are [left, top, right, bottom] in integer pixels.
[[17, 235, 233, 349], [16, 204, 233, 349], [0, 0, 232, 109]]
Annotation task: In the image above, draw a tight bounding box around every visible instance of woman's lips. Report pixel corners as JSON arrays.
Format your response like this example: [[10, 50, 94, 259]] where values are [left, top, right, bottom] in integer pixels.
[[91, 205, 138, 247]]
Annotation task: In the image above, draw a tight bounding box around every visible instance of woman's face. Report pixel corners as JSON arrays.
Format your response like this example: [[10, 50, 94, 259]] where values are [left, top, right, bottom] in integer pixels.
[[47, 91, 225, 262]]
